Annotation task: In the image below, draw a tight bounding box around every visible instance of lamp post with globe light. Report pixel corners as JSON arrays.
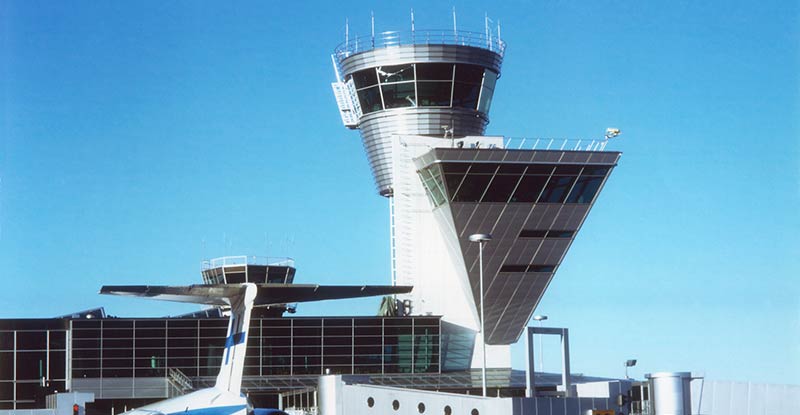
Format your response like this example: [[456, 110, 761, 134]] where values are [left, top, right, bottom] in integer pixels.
[[469, 233, 492, 397]]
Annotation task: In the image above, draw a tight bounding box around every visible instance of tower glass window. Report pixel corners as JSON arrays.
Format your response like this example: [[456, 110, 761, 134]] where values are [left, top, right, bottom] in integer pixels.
[[477, 70, 498, 113], [538, 166, 580, 203], [381, 82, 416, 109], [511, 166, 553, 203], [348, 63, 492, 113]]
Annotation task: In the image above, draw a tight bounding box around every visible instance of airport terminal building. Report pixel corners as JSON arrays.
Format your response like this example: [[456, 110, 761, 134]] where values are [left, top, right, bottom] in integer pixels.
[[3, 19, 797, 415]]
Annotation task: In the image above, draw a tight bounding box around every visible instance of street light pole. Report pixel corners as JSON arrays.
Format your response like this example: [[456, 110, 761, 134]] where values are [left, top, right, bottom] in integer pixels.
[[469, 233, 492, 397], [533, 315, 548, 372]]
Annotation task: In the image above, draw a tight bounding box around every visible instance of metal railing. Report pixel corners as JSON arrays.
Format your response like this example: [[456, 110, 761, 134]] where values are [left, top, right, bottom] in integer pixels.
[[166, 367, 194, 396], [503, 137, 612, 152], [202, 255, 295, 270], [334, 30, 506, 61]]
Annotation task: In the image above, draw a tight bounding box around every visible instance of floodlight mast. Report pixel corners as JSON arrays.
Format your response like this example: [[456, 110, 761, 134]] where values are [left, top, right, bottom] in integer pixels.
[[533, 315, 548, 371], [469, 233, 492, 397]]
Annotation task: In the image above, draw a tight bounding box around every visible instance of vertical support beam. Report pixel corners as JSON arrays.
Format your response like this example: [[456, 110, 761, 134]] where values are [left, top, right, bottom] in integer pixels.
[[561, 328, 572, 397], [525, 326, 535, 398], [526, 326, 572, 397]]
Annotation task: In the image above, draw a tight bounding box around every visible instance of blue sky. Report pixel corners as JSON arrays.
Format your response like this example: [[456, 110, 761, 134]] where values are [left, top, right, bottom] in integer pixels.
[[1, 1, 798, 385]]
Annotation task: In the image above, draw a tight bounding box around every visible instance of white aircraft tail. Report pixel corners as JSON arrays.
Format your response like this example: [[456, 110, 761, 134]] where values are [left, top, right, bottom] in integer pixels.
[[215, 283, 256, 393]]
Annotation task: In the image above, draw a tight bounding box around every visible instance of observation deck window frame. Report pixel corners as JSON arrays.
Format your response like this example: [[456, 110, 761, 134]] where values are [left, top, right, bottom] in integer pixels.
[[348, 63, 497, 115]]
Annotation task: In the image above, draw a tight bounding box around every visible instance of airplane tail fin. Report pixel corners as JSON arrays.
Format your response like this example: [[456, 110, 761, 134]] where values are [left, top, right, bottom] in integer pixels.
[[100, 283, 258, 394], [215, 283, 256, 393]]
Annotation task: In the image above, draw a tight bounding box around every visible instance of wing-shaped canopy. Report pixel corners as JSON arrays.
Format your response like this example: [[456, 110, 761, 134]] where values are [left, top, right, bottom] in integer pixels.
[[100, 283, 412, 306]]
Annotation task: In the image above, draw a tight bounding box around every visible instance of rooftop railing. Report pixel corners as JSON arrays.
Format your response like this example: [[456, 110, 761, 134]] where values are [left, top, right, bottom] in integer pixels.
[[503, 137, 614, 152], [334, 30, 506, 62], [202, 255, 295, 270]]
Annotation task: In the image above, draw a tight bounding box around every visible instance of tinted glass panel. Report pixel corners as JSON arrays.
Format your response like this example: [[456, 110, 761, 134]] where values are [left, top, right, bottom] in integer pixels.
[[224, 272, 245, 284], [525, 165, 555, 175], [477, 86, 494, 113], [357, 86, 382, 114], [16, 351, 46, 380], [16, 332, 46, 350], [452, 174, 492, 202], [499, 265, 528, 273], [49, 351, 66, 379], [0, 352, 12, 379], [483, 174, 521, 202], [539, 175, 577, 203], [416, 63, 454, 80], [377, 64, 414, 83], [566, 176, 604, 203], [0, 333, 13, 350], [498, 164, 526, 174], [443, 173, 462, 198], [529, 265, 555, 272], [519, 230, 547, 238], [417, 81, 452, 106], [478, 70, 498, 113], [381, 82, 416, 108], [455, 64, 484, 84], [582, 166, 609, 176], [0, 381, 12, 400], [555, 165, 583, 175], [510, 175, 549, 203], [468, 163, 498, 174], [352, 68, 378, 89], [452, 82, 480, 109], [441, 163, 470, 174], [49, 331, 66, 349], [548, 230, 574, 238]]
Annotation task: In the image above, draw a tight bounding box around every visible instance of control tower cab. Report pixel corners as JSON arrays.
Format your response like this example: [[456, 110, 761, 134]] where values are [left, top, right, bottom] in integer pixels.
[[332, 30, 505, 196]]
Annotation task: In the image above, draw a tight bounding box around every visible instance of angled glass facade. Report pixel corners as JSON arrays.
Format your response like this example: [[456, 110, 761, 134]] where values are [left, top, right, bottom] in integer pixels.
[[419, 162, 609, 208], [413, 148, 621, 344]]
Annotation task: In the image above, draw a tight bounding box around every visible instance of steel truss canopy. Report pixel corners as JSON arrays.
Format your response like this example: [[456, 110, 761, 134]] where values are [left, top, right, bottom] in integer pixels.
[[100, 284, 412, 306]]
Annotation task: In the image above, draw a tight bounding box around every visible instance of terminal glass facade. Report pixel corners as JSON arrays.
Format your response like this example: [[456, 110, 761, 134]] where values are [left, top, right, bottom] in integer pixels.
[[70, 316, 440, 380], [0, 321, 69, 409], [0, 316, 442, 408]]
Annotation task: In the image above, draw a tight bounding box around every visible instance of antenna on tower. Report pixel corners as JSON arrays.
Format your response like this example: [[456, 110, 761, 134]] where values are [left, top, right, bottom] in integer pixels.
[[485, 13, 494, 51], [345, 18, 349, 47], [371, 11, 375, 47], [452, 7, 457, 36], [497, 20, 502, 45], [411, 8, 415, 33]]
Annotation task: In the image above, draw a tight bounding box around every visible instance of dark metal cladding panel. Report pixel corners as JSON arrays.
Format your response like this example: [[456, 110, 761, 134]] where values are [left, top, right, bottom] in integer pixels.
[[550, 205, 591, 230], [523, 204, 561, 230], [495, 274, 549, 340]]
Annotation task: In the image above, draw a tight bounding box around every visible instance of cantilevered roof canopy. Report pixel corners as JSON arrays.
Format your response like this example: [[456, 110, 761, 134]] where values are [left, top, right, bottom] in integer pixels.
[[100, 284, 412, 306]]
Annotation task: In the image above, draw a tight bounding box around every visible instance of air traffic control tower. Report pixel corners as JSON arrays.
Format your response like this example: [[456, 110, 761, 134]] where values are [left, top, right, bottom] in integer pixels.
[[331, 24, 620, 370]]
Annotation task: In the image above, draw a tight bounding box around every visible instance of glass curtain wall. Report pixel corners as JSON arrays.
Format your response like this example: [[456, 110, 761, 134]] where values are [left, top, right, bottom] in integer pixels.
[[418, 162, 610, 208], [0, 325, 68, 409], [70, 317, 441, 381]]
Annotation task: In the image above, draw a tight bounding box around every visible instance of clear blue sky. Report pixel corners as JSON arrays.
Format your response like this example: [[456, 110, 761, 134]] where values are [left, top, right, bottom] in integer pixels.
[[1, 1, 798, 385]]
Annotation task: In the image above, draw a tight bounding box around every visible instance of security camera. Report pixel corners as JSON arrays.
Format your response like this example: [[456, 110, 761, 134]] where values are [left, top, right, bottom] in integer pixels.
[[605, 128, 621, 139]]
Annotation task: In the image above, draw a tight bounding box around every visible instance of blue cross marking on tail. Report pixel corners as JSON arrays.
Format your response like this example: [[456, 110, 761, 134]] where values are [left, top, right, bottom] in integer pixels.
[[223, 331, 246, 365]]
